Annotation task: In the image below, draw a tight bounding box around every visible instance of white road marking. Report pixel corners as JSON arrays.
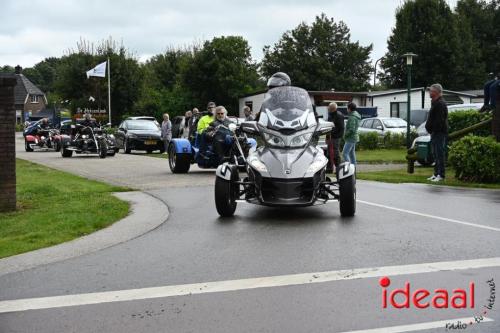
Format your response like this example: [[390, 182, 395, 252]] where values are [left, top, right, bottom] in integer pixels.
[[338, 317, 494, 333], [1, 257, 499, 314], [357, 199, 500, 232]]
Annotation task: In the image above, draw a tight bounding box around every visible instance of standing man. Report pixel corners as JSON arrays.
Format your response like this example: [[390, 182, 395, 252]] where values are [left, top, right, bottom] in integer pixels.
[[188, 108, 200, 141], [342, 102, 361, 165], [425, 83, 448, 182], [326, 102, 344, 172], [243, 106, 254, 121], [161, 113, 172, 154]]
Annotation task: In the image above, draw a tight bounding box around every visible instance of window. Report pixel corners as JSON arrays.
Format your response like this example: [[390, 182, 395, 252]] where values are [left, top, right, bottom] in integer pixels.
[[390, 102, 407, 118], [362, 119, 373, 128], [371, 119, 383, 130], [30, 95, 39, 103]]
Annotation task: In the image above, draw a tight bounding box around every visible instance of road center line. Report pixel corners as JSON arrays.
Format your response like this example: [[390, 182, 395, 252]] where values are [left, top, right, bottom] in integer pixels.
[[357, 199, 500, 232], [338, 317, 494, 333], [1, 257, 499, 314]]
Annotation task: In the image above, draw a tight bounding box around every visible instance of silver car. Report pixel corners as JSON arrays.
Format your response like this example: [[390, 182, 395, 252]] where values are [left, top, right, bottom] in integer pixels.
[[358, 117, 413, 136]]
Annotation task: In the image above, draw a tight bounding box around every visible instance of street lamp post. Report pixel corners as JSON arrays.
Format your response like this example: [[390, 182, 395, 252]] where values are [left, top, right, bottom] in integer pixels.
[[373, 56, 384, 87], [402, 53, 417, 149]]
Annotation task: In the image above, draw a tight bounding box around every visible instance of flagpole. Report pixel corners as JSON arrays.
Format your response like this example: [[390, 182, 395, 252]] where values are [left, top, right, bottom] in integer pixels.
[[107, 57, 111, 125]]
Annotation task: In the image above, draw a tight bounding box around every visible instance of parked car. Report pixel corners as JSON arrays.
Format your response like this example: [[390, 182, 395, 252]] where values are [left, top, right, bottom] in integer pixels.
[[400, 109, 429, 127], [358, 117, 413, 136], [115, 119, 163, 154], [126, 116, 160, 127]]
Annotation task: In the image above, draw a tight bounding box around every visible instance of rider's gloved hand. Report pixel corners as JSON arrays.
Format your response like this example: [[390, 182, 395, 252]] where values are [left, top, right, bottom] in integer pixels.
[[224, 134, 234, 145]]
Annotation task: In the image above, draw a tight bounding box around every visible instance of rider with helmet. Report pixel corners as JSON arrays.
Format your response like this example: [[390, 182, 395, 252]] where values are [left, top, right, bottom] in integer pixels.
[[256, 72, 292, 121]]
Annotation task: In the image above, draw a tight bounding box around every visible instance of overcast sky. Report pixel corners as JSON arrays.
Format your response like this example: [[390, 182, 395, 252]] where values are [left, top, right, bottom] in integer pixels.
[[1, 0, 458, 68]]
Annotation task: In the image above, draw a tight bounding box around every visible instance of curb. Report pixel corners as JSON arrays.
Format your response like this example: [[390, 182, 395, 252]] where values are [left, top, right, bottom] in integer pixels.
[[0, 191, 169, 277]]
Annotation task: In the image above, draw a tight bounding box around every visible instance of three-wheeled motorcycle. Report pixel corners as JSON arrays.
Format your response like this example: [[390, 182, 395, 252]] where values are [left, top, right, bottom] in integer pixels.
[[168, 120, 257, 173], [23, 120, 62, 152], [214, 86, 356, 217], [59, 120, 117, 158]]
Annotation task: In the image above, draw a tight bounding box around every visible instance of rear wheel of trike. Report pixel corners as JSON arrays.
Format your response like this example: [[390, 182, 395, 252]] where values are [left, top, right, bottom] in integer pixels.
[[168, 144, 190, 173]]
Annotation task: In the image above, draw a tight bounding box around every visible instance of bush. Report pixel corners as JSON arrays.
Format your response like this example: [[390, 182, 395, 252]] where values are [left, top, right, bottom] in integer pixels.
[[383, 132, 404, 149], [358, 132, 379, 150], [449, 135, 500, 183], [15, 124, 24, 132], [448, 110, 492, 137]]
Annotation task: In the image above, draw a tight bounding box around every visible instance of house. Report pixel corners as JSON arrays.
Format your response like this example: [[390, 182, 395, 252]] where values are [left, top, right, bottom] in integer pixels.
[[13, 65, 47, 123], [239, 87, 478, 118], [366, 88, 477, 118]]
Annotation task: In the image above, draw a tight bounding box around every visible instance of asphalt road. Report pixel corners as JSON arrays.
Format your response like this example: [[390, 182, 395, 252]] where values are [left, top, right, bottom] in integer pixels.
[[1, 136, 499, 332]]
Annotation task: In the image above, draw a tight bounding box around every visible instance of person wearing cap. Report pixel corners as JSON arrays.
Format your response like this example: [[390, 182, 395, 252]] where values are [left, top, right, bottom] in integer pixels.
[[197, 102, 216, 134]]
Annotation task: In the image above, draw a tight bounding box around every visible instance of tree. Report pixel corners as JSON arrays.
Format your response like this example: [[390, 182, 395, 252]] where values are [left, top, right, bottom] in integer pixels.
[[0, 65, 15, 73], [134, 47, 195, 119], [182, 36, 264, 114], [380, 0, 485, 90], [261, 13, 373, 91], [456, 0, 500, 75], [54, 38, 143, 124]]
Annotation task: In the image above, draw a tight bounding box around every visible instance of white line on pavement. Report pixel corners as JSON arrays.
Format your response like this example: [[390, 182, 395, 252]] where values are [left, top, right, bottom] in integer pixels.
[[338, 317, 494, 333], [1, 257, 499, 314], [357, 200, 500, 232]]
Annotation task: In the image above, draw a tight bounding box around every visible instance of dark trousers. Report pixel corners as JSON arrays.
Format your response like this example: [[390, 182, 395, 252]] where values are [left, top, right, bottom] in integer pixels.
[[327, 138, 341, 170], [431, 132, 446, 178]]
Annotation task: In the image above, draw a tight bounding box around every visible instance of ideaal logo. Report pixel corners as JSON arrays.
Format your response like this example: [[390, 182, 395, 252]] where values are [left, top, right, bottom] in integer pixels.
[[379, 277, 496, 330], [379, 277, 475, 309]]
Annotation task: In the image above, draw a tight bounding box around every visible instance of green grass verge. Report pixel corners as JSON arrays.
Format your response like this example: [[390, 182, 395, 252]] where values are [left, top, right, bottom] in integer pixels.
[[0, 159, 131, 259], [355, 148, 407, 164], [357, 166, 500, 189]]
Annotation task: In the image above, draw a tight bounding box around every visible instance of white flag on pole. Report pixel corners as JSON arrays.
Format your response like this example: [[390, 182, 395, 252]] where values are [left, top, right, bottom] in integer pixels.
[[86, 61, 107, 78]]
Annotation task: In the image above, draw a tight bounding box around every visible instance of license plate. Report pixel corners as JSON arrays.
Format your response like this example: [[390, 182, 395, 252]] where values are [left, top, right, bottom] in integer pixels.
[[145, 140, 157, 145]]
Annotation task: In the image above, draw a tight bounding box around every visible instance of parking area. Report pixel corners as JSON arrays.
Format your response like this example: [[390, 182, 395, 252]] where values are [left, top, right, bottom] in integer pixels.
[[0, 137, 499, 332]]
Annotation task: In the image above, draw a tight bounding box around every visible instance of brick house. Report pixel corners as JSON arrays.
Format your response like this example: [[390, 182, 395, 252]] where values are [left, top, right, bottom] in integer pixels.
[[14, 65, 47, 123]]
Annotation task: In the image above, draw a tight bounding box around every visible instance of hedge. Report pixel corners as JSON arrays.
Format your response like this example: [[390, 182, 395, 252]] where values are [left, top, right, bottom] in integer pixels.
[[448, 110, 492, 137], [448, 135, 500, 183]]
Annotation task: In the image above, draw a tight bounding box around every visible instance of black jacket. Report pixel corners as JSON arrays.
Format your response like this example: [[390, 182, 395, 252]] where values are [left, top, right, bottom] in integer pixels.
[[425, 97, 448, 134], [328, 111, 345, 139]]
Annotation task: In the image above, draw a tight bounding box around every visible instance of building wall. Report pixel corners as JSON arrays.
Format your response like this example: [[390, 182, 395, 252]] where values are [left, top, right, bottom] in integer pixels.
[[370, 90, 425, 118], [23, 94, 46, 116], [239, 93, 266, 117]]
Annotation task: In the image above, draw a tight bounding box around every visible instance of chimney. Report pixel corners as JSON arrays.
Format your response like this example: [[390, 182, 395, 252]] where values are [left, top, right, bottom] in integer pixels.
[[15, 65, 22, 74]]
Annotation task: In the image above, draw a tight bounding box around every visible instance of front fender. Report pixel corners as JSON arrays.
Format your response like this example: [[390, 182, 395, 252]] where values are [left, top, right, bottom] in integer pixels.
[[171, 138, 192, 154], [338, 162, 355, 180], [216, 163, 234, 181]]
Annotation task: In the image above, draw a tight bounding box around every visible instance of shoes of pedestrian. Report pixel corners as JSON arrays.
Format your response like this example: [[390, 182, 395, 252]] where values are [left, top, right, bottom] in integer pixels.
[[431, 175, 444, 182], [427, 175, 436, 181]]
